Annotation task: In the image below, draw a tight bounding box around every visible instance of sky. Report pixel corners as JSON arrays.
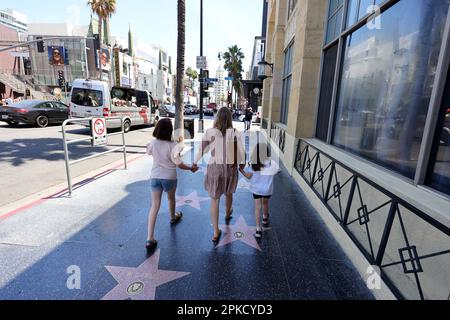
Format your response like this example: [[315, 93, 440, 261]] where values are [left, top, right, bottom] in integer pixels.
[[2, 0, 264, 78]]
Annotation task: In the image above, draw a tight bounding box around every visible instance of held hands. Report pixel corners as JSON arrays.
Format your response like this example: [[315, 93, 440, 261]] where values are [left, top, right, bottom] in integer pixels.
[[191, 163, 199, 173]]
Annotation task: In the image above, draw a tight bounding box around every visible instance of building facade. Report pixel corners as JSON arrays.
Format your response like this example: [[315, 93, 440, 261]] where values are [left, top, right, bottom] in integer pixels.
[[214, 65, 226, 106], [261, 0, 450, 300], [0, 8, 28, 34]]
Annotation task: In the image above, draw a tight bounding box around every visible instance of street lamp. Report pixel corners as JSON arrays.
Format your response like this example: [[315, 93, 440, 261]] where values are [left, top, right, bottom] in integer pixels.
[[258, 60, 274, 81]]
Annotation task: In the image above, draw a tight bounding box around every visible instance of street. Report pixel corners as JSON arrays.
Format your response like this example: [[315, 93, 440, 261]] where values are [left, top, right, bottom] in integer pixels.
[[0, 121, 154, 208]]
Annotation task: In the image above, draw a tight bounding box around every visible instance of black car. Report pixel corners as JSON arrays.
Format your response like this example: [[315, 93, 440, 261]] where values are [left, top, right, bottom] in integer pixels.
[[0, 100, 69, 128]]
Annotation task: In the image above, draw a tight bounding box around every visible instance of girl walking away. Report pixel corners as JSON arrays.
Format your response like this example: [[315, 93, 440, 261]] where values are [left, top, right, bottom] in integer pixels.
[[240, 142, 280, 239], [193, 107, 246, 243], [146, 118, 198, 252]]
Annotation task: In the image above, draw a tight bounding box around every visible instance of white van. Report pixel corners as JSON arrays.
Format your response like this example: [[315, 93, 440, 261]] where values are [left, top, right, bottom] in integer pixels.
[[69, 79, 159, 132]]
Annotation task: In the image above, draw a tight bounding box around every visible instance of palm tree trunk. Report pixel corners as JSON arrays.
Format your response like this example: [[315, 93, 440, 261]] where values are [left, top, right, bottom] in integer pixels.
[[175, 0, 185, 135], [97, 16, 103, 80]]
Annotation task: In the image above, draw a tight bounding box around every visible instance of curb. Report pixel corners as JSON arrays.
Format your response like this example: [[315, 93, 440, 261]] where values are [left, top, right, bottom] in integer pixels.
[[0, 154, 146, 221]]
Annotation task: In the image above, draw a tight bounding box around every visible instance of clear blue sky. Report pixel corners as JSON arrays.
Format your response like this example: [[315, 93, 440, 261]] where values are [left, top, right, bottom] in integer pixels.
[[2, 0, 264, 77]]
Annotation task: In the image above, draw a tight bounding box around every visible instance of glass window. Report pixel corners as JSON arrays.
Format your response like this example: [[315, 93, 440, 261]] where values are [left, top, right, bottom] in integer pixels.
[[316, 44, 338, 141], [346, 0, 360, 28], [427, 69, 450, 195], [333, 0, 450, 179], [71, 88, 103, 107], [288, 0, 298, 20], [280, 43, 294, 125], [326, 0, 344, 44]]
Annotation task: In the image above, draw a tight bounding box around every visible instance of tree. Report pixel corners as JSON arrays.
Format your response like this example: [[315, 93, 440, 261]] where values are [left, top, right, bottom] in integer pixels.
[[223, 45, 245, 101], [186, 67, 198, 89], [87, 0, 117, 80], [175, 0, 185, 136]]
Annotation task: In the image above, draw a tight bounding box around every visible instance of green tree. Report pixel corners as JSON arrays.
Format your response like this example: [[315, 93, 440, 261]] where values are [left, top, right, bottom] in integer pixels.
[[175, 0, 185, 134], [223, 45, 245, 100], [186, 67, 198, 89], [87, 0, 117, 79]]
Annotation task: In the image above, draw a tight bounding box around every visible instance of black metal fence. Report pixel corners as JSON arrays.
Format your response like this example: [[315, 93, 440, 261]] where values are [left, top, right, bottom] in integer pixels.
[[295, 139, 450, 300], [270, 122, 286, 153]]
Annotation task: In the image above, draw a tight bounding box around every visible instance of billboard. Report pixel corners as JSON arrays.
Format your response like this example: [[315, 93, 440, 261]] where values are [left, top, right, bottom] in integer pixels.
[[100, 47, 111, 71], [48, 46, 67, 66]]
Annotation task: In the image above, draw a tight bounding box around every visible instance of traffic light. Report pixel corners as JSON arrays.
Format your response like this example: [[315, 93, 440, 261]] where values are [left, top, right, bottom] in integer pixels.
[[58, 71, 65, 88], [37, 37, 44, 53]]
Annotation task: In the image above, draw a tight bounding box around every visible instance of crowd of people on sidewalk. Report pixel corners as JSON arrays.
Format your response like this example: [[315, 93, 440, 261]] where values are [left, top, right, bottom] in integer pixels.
[[145, 107, 280, 252]]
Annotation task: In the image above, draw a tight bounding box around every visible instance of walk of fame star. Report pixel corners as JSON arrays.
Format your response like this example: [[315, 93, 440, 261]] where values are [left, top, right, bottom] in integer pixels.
[[176, 191, 209, 210], [216, 215, 271, 251], [102, 250, 190, 300]]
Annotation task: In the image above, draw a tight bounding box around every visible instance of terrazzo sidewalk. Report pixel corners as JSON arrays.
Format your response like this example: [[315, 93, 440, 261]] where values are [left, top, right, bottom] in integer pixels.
[[0, 138, 374, 300]]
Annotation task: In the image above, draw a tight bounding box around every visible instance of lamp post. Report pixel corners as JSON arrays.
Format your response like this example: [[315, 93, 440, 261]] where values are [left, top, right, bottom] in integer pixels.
[[199, 0, 204, 133]]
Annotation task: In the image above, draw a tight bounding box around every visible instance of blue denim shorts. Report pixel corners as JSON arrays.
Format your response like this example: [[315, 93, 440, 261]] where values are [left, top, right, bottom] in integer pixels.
[[150, 179, 178, 192]]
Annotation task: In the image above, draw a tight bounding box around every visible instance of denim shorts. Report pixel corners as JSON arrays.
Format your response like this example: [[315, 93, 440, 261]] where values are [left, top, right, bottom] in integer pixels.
[[150, 179, 178, 192]]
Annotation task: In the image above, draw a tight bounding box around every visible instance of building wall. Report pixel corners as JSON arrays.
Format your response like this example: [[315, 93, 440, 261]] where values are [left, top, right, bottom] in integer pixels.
[[262, 0, 450, 300], [262, 0, 327, 172], [0, 23, 19, 73]]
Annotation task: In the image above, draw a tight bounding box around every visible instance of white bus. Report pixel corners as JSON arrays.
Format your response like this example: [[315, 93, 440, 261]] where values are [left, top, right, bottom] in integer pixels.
[[69, 79, 159, 132]]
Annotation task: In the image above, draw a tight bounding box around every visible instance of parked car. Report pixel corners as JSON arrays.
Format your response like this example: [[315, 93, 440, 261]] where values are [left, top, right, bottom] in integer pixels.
[[0, 100, 69, 128], [185, 104, 198, 115], [162, 105, 176, 118]]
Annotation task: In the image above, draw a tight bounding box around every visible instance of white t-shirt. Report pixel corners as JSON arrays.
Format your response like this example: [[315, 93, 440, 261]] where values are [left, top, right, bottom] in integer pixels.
[[248, 160, 280, 196], [147, 139, 183, 180]]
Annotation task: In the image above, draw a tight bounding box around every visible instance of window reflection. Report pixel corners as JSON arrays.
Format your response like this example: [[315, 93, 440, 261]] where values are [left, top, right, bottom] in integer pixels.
[[333, 0, 450, 179], [428, 73, 450, 195]]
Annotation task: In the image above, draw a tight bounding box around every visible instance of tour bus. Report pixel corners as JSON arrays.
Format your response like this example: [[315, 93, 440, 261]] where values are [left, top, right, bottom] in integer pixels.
[[69, 79, 159, 132]]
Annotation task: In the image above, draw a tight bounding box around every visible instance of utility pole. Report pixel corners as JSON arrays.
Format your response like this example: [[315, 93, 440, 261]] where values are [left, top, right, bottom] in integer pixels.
[[199, 0, 204, 133]]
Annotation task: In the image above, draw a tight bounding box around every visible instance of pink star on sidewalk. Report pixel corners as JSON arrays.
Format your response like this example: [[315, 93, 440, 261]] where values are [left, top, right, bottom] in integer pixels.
[[102, 250, 190, 300], [176, 191, 210, 210], [216, 216, 270, 251]]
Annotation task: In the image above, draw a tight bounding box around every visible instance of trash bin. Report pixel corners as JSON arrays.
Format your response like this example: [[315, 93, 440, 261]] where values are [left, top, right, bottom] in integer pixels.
[[184, 118, 195, 139]]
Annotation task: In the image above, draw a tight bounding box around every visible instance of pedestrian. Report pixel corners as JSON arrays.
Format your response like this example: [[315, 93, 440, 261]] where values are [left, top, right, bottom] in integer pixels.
[[245, 107, 254, 131], [193, 107, 246, 242], [146, 118, 198, 252], [240, 142, 280, 239]]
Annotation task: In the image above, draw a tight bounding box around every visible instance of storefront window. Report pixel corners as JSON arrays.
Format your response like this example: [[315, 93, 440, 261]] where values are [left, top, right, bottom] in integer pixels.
[[280, 42, 294, 125], [326, 0, 344, 44], [333, 0, 450, 179], [427, 70, 450, 196]]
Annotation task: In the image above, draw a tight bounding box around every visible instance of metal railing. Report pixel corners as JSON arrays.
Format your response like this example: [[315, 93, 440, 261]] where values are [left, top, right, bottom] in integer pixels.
[[270, 122, 286, 153], [62, 117, 127, 196], [295, 139, 450, 300]]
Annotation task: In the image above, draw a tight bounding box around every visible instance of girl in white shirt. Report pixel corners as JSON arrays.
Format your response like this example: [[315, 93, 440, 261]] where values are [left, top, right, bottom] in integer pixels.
[[240, 142, 280, 239], [146, 118, 197, 252]]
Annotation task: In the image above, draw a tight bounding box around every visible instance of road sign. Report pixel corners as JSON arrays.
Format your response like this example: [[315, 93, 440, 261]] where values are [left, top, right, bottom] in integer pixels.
[[225, 76, 234, 81], [207, 78, 219, 83], [91, 118, 107, 146], [196, 56, 208, 69]]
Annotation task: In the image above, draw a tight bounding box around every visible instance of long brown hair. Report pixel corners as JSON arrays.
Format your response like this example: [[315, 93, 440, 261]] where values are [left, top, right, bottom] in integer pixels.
[[213, 107, 233, 135], [251, 142, 270, 172], [153, 118, 173, 141]]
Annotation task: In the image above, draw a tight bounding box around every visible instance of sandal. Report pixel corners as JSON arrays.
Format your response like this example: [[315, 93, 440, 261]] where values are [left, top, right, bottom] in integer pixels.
[[170, 212, 183, 225], [212, 230, 222, 243], [225, 209, 234, 221], [146, 240, 158, 252]]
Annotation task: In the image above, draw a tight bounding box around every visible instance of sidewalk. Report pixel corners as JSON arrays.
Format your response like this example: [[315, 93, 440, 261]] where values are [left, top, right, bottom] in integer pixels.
[[0, 131, 374, 300]]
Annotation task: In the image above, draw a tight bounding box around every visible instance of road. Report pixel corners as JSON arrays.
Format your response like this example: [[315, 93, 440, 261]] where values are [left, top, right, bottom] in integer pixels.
[[0, 121, 154, 208]]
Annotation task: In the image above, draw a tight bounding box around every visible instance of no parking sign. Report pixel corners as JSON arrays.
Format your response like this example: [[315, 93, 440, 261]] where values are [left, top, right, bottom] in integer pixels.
[[91, 118, 107, 146]]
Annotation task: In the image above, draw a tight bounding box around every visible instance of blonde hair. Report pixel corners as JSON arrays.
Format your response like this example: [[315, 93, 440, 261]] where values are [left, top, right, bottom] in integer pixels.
[[213, 107, 233, 135]]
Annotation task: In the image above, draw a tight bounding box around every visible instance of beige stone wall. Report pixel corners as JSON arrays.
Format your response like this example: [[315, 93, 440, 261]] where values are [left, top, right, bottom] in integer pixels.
[[261, 0, 327, 172]]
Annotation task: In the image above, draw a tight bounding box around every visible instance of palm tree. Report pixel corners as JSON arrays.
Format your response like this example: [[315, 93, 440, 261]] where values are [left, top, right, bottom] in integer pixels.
[[87, 0, 117, 80], [175, 0, 185, 135], [223, 45, 245, 103], [186, 67, 198, 89]]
